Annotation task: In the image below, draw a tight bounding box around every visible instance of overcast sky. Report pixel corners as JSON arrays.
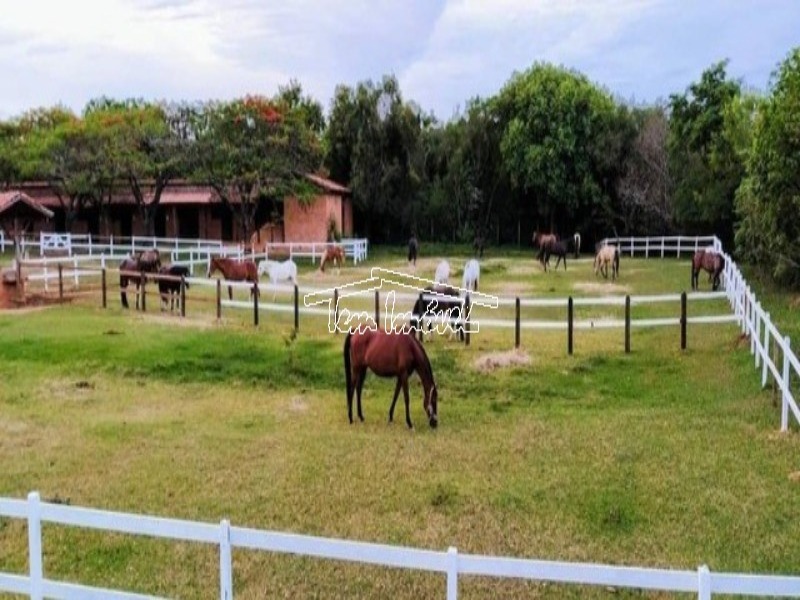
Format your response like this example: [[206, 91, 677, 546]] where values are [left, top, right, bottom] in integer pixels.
[[2, 0, 798, 120]]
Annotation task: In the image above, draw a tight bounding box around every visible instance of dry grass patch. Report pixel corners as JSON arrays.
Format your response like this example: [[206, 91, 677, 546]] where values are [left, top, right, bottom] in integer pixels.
[[473, 349, 532, 372], [573, 282, 632, 295]]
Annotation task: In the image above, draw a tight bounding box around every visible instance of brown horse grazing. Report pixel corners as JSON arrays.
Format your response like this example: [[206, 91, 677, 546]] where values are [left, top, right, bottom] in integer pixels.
[[207, 256, 259, 300], [120, 250, 161, 309], [691, 250, 724, 291], [344, 330, 438, 429], [532, 232, 558, 269], [320, 246, 345, 273]]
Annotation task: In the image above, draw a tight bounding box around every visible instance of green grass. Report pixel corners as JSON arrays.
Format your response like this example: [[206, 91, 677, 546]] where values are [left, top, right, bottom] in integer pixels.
[[1, 248, 799, 599]]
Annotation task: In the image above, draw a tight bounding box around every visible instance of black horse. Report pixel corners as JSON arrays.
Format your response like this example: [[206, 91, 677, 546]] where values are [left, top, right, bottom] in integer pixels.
[[411, 285, 465, 342], [120, 250, 161, 309], [543, 240, 569, 271], [158, 264, 190, 312], [407, 235, 419, 265]]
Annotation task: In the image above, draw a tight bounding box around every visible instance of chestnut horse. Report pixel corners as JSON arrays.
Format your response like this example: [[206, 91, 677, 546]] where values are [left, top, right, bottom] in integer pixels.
[[120, 249, 161, 309], [344, 330, 438, 429], [320, 246, 345, 273], [532, 232, 558, 268], [207, 256, 259, 300], [691, 249, 724, 291]]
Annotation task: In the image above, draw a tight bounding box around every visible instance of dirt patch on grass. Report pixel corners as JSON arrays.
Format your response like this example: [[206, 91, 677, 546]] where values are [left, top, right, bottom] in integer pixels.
[[474, 349, 532, 372], [574, 282, 631, 294], [137, 314, 215, 329], [790, 296, 800, 309], [789, 471, 800, 483]]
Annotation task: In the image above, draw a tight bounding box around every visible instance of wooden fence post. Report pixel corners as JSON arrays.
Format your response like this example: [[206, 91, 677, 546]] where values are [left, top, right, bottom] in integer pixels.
[[625, 295, 631, 354], [465, 293, 471, 346], [253, 283, 259, 326], [216, 279, 221, 320], [333, 288, 339, 334], [680, 292, 687, 350], [58, 263, 63, 302], [294, 284, 299, 332], [417, 292, 424, 342], [781, 336, 791, 432], [568, 296, 574, 356], [27, 492, 43, 600], [515, 297, 521, 349], [375, 290, 380, 329], [140, 273, 146, 312], [101, 268, 107, 308], [180, 276, 186, 318]]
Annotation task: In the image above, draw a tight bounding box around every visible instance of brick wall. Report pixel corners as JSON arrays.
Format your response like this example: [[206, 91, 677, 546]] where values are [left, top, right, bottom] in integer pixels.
[[284, 195, 343, 242]]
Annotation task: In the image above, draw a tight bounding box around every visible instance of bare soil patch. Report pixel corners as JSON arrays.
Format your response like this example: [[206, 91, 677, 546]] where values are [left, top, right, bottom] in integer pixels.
[[473, 349, 532, 373], [573, 282, 632, 295]]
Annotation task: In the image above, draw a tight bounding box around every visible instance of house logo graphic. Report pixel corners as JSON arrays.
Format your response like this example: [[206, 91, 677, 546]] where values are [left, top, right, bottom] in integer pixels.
[[304, 267, 499, 335]]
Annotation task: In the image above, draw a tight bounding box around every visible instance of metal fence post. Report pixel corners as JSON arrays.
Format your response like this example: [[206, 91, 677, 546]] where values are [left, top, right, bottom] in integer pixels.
[[515, 297, 521, 349], [762, 313, 771, 388], [294, 284, 300, 332], [219, 519, 233, 600], [253, 283, 259, 326], [568, 296, 574, 356], [698, 565, 711, 600], [28, 491, 43, 600], [680, 292, 687, 350], [625, 295, 631, 354], [447, 546, 458, 600], [782, 336, 791, 432], [102, 268, 107, 308]]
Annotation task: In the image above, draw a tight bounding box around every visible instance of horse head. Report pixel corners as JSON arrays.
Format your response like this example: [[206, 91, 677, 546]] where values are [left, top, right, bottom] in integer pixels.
[[426, 384, 438, 429]]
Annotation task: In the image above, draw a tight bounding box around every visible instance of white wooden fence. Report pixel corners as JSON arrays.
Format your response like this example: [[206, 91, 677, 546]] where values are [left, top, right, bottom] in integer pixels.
[[1, 492, 799, 599]]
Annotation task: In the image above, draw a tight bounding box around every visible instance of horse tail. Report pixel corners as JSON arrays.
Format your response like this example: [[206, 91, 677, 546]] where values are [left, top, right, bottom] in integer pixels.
[[344, 331, 353, 401]]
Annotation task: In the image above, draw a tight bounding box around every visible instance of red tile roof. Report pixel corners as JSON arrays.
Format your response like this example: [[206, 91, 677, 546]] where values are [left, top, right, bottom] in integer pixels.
[[305, 173, 351, 195], [0, 191, 55, 219]]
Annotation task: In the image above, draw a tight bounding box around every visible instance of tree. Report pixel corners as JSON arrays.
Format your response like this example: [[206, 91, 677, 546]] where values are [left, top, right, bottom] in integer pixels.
[[84, 99, 193, 236], [324, 76, 423, 242], [735, 48, 800, 286], [618, 106, 672, 233], [668, 61, 743, 247], [492, 63, 622, 234], [194, 95, 321, 241]]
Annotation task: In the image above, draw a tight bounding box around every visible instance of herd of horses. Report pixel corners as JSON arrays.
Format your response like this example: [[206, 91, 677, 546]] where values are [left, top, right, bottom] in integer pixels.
[[117, 234, 725, 431]]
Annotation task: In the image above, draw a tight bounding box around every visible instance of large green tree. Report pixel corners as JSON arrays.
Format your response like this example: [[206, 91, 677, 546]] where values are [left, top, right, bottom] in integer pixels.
[[668, 61, 743, 247], [735, 48, 800, 286], [492, 63, 623, 236], [193, 94, 321, 241]]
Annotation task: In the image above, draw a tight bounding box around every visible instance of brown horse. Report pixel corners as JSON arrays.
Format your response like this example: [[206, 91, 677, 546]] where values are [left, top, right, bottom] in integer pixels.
[[532, 232, 558, 269], [120, 249, 161, 309], [691, 250, 724, 291], [207, 256, 259, 300], [320, 246, 345, 273], [344, 329, 438, 429]]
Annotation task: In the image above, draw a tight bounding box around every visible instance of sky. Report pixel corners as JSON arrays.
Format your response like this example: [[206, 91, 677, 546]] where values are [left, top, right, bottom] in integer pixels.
[[2, 0, 799, 121]]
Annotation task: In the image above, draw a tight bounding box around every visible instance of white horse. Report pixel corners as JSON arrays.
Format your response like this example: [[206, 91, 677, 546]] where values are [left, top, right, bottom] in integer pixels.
[[434, 260, 450, 284], [258, 259, 298, 300], [462, 259, 480, 292]]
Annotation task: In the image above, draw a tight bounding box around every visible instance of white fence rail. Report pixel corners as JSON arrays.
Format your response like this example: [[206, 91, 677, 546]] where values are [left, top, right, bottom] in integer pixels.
[[599, 235, 722, 258], [1, 492, 799, 600]]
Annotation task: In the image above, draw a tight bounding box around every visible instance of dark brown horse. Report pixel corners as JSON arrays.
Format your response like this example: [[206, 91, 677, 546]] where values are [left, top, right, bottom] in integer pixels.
[[691, 249, 724, 291], [158, 264, 190, 312], [120, 250, 161, 309], [320, 246, 345, 273], [344, 330, 438, 429], [532, 232, 558, 269], [207, 256, 259, 300]]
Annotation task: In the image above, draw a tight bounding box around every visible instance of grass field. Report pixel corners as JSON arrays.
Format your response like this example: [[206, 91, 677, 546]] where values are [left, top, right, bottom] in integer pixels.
[[1, 247, 799, 599]]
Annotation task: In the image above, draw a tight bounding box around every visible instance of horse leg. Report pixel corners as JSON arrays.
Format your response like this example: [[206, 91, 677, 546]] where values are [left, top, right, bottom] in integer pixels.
[[228, 285, 233, 301], [347, 367, 355, 424], [400, 373, 413, 429], [356, 368, 367, 422], [388, 378, 402, 423]]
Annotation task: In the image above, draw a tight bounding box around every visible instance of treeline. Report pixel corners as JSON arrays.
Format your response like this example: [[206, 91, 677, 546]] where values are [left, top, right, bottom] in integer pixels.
[[1, 50, 799, 285]]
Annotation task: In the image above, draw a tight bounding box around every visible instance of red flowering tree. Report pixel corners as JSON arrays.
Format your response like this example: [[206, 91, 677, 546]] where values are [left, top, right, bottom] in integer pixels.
[[193, 94, 321, 241]]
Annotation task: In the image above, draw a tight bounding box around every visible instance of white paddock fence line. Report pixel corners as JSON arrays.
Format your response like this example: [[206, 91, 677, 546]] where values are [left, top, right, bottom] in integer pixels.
[[1, 492, 799, 600], [598, 235, 722, 258]]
